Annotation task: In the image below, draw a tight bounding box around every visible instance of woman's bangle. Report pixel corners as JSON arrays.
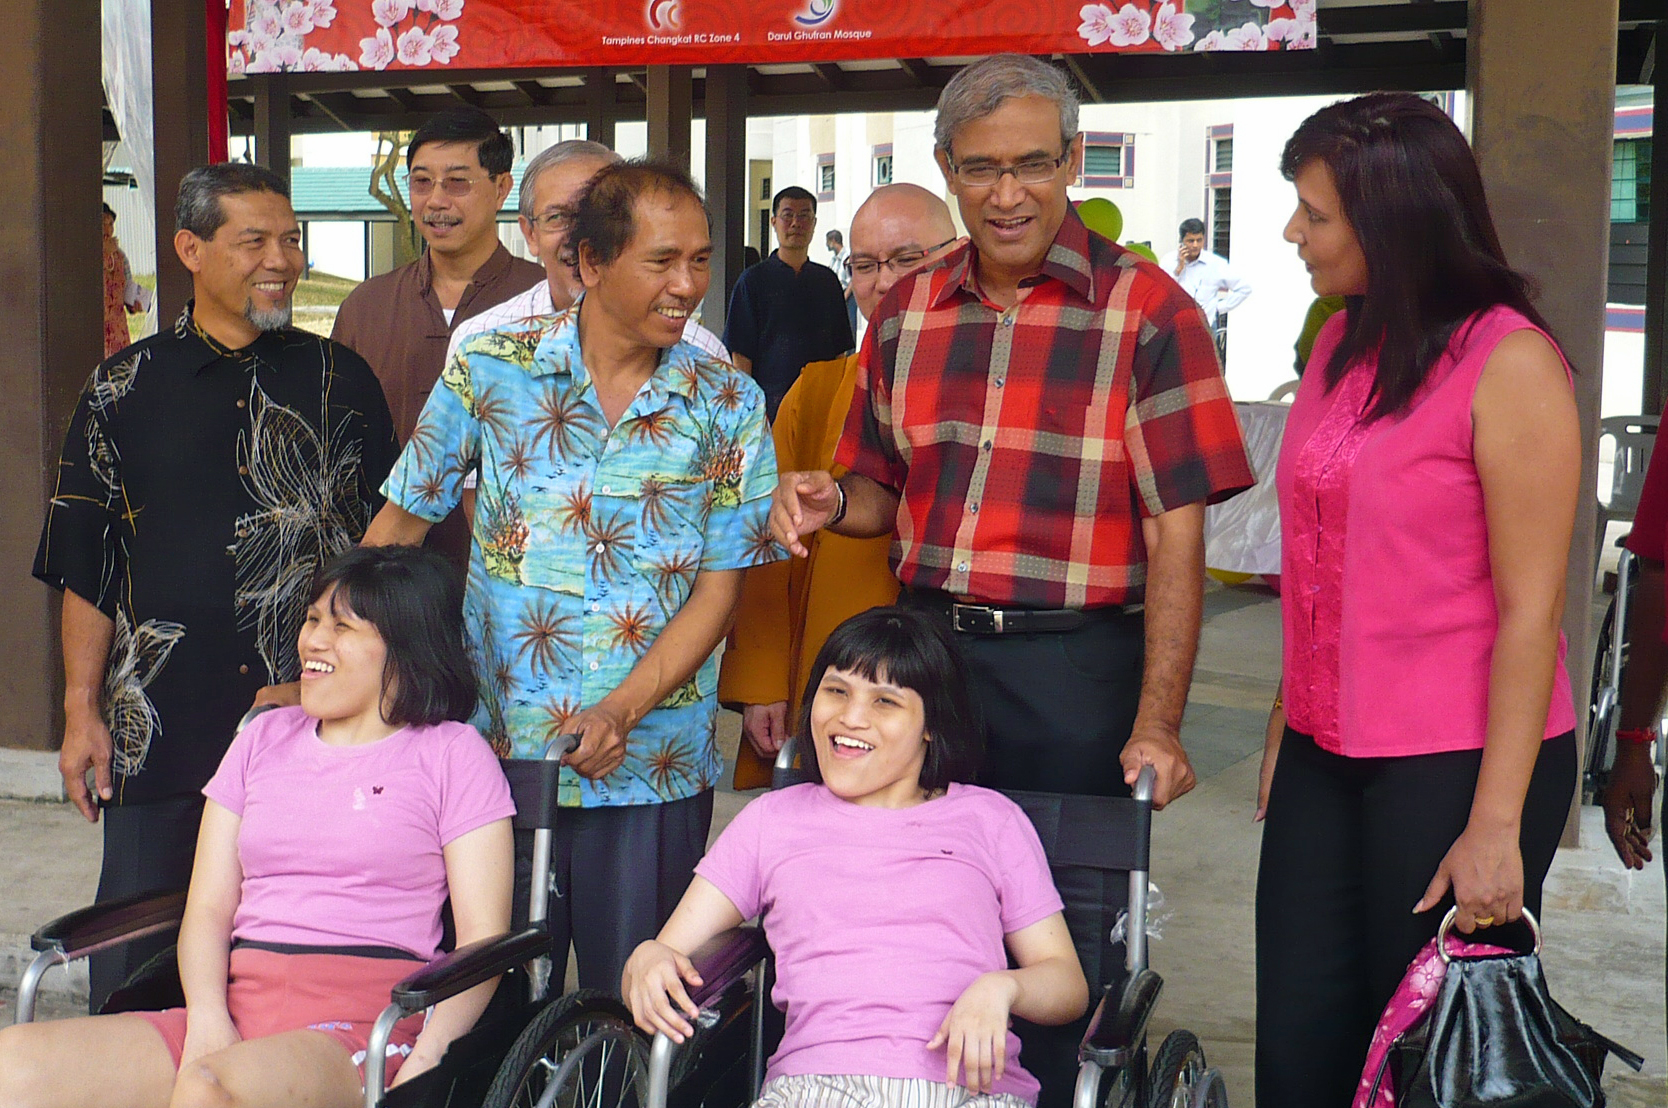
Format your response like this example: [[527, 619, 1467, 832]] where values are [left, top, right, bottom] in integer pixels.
[[1272, 694, 1283, 711], [828, 479, 848, 527], [1616, 727, 1657, 745]]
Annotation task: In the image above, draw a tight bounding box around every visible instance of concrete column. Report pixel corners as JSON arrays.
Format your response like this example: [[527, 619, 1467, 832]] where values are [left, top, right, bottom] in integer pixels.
[[702, 65, 749, 335], [153, 0, 211, 322], [646, 65, 693, 170], [0, 0, 103, 753], [254, 73, 293, 191], [586, 67, 617, 150], [1468, 0, 1619, 839]]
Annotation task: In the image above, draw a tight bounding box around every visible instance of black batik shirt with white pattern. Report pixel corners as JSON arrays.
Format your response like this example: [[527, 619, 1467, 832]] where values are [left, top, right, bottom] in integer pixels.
[[33, 304, 398, 806]]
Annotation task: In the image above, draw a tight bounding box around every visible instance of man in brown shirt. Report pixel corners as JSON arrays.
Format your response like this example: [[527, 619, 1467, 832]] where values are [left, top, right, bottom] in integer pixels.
[[332, 107, 543, 562]]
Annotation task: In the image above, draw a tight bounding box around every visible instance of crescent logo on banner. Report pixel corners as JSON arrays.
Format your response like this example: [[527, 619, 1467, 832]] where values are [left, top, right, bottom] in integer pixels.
[[794, 0, 837, 27], [646, 0, 682, 32]]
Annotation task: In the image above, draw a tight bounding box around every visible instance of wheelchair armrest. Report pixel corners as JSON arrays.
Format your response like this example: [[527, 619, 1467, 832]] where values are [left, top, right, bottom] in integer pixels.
[[684, 925, 770, 1009], [32, 888, 189, 960], [389, 927, 549, 1011], [1079, 968, 1163, 1069]]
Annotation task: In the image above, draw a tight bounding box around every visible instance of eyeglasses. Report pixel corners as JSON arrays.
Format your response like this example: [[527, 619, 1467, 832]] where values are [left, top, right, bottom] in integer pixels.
[[529, 208, 577, 233], [844, 239, 959, 279], [406, 173, 494, 198], [774, 210, 816, 225], [949, 153, 1069, 188]]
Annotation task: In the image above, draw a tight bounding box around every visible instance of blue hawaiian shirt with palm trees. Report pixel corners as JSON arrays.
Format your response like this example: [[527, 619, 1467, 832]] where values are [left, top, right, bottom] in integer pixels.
[[383, 305, 783, 807]]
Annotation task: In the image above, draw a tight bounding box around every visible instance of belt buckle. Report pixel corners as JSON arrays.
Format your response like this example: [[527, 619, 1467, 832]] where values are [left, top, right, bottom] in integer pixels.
[[950, 603, 1003, 634]]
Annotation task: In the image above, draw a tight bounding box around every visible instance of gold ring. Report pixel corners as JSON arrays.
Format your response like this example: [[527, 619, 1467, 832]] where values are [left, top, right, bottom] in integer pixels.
[[1474, 915, 1496, 927]]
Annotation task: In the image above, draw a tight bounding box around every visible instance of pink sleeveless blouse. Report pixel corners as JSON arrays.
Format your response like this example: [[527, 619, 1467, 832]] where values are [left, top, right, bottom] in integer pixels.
[[1276, 305, 1576, 757]]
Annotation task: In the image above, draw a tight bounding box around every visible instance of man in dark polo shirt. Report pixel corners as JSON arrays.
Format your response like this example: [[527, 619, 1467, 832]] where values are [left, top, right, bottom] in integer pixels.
[[723, 185, 853, 418], [332, 107, 543, 564]]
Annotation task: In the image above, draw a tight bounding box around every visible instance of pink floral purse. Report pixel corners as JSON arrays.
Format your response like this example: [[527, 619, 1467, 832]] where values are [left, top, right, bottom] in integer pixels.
[[1355, 909, 1641, 1108], [1353, 930, 1512, 1108]]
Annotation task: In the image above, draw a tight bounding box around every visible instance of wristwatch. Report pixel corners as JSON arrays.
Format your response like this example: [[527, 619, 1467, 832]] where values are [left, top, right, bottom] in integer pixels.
[[828, 480, 848, 527]]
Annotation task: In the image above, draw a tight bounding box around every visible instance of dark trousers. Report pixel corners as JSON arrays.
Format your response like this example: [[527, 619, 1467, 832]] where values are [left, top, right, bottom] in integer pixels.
[[900, 595, 1144, 1107], [89, 794, 205, 1013], [1255, 728, 1577, 1108], [513, 789, 714, 996]]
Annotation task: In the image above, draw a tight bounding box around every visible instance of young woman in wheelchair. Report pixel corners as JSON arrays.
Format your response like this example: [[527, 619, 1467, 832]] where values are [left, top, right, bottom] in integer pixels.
[[0, 545, 515, 1108], [624, 606, 1089, 1107]]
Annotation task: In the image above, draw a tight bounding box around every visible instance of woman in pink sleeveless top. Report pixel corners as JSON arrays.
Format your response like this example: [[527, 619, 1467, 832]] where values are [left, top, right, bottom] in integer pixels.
[[1254, 93, 1581, 1107]]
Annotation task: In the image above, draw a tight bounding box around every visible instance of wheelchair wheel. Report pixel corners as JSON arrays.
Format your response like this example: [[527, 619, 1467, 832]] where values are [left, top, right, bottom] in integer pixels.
[[1187, 1067, 1229, 1108], [1148, 1030, 1208, 1108], [481, 989, 648, 1108], [1585, 588, 1627, 805]]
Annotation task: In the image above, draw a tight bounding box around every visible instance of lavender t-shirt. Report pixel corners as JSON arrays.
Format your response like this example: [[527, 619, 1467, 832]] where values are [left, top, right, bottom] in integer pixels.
[[204, 706, 515, 960], [696, 782, 1064, 1102]]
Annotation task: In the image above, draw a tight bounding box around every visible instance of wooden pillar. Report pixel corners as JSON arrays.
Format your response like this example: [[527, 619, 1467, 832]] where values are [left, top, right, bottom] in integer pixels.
[[1468, 0, 1619, 841], [702, 65, 749, 335], [254, 73, 293, 191], [646, 65, 693, 170], [1643, 47, 1668, 416], [0, 0, 103, 752], [585, 67, 617, 150], [152, 0, 211, 322]]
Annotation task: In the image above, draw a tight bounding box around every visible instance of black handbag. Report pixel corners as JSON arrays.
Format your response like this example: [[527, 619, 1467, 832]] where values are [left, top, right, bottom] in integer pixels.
[[1377, 908, 1643, 1108]]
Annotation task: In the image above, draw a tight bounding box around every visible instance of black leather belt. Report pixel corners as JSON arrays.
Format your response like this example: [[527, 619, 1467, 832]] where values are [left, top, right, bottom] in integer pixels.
[[901, 587, 1139, 635]]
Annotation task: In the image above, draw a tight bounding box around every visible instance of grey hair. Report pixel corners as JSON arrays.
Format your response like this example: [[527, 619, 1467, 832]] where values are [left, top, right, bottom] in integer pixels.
[[175, 163, 290, 238], [933, 54, 1080, 157], [519, 139, 620, 219]]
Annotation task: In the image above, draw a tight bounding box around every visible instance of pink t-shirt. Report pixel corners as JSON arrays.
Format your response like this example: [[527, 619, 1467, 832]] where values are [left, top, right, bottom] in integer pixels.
[[1277, 305, 1576, 757], [204, 706, 516, 959], [696, 782, 1064, 1103]]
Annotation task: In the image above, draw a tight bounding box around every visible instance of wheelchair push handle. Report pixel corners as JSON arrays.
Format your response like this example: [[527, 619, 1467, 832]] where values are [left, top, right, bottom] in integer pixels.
[[235, 703, 278, 734], [544, 733, 580, 762], [1132, 765, 1156, 805]]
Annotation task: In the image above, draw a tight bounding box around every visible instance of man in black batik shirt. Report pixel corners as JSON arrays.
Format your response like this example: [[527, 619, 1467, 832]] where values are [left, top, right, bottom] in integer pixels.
[[33, 163, 397, 1011]]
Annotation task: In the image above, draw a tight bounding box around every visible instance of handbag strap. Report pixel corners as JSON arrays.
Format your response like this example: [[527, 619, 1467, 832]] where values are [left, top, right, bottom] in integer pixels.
[[1363, 1045, 1395, 1107], [1589, 1025, 1646, 1072]]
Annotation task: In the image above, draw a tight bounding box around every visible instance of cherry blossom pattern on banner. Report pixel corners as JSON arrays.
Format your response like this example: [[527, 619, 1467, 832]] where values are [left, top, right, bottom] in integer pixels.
[[1077, 0, 1314, 52], [228, 0, 468, 73], [230, 0, 357, 72]]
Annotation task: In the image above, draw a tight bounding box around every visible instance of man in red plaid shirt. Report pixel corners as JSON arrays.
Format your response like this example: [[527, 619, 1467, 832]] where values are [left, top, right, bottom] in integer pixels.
[[773, 52, 1252, 808], [769, 54, 1252, 1100]]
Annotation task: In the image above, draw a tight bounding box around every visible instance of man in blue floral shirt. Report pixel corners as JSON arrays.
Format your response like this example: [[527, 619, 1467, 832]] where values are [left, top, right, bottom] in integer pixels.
[[366, 161, 782, 991]]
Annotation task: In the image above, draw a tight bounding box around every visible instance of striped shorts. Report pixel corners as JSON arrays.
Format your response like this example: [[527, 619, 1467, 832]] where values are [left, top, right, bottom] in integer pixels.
[[753, 1075, 1033, 1108]]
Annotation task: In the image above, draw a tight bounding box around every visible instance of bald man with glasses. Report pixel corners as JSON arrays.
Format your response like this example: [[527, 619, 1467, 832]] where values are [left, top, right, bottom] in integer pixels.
[[721, 185, 962, 783]]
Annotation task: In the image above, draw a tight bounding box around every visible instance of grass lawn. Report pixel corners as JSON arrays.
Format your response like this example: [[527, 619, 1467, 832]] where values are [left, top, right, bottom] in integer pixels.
[[294, 269, 360, 309]]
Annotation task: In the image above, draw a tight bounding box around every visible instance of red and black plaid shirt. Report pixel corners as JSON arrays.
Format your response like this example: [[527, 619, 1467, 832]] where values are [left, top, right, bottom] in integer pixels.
[[835, 208, 1253, 609]]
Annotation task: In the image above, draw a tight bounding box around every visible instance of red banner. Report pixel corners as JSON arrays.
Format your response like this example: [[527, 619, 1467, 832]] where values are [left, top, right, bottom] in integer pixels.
[[229, 0, 1315, 75]]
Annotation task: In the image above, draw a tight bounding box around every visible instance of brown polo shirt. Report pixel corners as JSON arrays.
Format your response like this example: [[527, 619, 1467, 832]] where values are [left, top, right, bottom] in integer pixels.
[[332, 243, 545, 440], [332, 242, 544, 563]]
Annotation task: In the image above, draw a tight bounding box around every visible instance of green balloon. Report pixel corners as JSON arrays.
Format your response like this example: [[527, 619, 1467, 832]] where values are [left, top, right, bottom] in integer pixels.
[[1076, 197, 1124, 242], [1122, 241, 1158, 263]]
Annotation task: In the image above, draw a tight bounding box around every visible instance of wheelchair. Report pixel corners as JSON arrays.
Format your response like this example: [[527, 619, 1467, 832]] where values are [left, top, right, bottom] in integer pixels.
[[16, 736, 579, 1108], [1586, 542, 1637, 804], [474, 748, 1231, 1108]]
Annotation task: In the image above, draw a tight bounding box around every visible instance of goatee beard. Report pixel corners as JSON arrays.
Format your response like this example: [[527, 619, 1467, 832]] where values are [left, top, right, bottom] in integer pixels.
[[244, 300, 292, 331]]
